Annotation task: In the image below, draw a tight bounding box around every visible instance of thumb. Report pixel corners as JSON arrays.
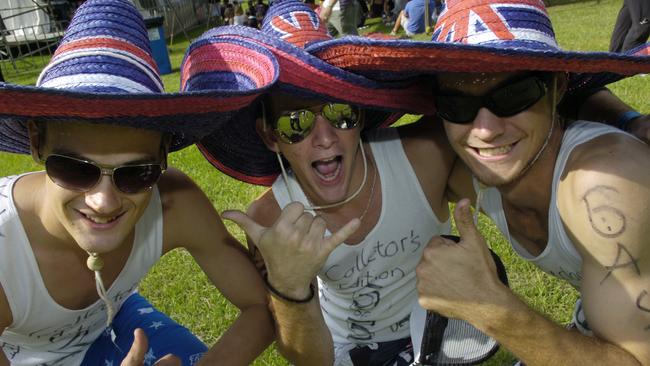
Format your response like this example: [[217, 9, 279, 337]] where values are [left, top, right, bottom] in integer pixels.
[[121, 328, 148, 366], [222, 210, 266, 244], [324, 218, 360, 254], [453, 198, 480, 242]]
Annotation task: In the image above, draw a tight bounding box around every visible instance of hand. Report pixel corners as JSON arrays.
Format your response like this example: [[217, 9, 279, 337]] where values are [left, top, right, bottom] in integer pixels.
[[627, 114, 650, 144], [319, 4, 332, 23], [415, 199, 505, 320], [223, 202, 360, 299], [120, 329, 181, 366]]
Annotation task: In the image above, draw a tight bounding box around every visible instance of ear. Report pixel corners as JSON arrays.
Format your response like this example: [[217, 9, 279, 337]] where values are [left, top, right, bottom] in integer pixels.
[[554, 72, 569, 105], [27, 121, 42, 164], [255, 117, 280, 153]]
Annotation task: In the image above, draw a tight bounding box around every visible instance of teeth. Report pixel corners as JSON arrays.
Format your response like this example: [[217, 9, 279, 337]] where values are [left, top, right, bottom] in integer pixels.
[[84, 213, 117, 224], [477, 145, 513, 157]]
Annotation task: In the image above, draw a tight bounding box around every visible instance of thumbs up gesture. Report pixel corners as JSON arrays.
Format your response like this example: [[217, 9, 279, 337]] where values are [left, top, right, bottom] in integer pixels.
[[120, 329, 180, 366], [416, 199, 506, 320], [223, 202, 360, 299]]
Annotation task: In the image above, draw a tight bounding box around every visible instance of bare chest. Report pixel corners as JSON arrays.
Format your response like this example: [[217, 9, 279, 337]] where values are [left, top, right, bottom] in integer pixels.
[[502, 204, 549, 257], [32, 243, 131, 311]]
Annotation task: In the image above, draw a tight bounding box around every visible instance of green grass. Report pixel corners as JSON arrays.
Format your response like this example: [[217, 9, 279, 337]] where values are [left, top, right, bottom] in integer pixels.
[[1, 0, 647, 364]]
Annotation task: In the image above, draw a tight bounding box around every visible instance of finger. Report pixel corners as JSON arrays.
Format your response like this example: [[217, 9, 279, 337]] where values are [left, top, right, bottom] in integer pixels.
[[281, 201, 308, 223], [222, 210, 266, 244], [294, 211, 315, 237], [453, 198, 480, 242], [154, 354, 182, 366], [324, 218, 360, 254], [305, 215, 328, 243], [121, 329, 148, 366]]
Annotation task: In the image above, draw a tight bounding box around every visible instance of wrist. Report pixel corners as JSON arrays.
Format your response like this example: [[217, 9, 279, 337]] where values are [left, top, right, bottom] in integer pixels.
[[616, 111, 642, 132], [265, 274, 314, 303]]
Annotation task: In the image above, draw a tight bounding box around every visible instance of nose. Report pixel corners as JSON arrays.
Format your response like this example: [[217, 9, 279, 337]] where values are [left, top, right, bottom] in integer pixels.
[[85, 175, 121, 214], [310, 115, 338, 149], [471, 107, 505, 142]]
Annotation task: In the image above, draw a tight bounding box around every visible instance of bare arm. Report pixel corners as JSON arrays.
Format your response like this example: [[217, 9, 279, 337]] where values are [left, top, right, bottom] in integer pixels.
[[319, 0, 338, 22], [558, 133, 650, 364], [160, 169, 274, 365], [416, 199, 644, 366], [575, 89, 649, 143], [260, 245, 331, 366], [223, 192, 359, 366]]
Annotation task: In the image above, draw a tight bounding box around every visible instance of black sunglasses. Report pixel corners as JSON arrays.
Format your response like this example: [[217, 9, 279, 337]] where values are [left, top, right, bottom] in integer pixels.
[[273, 103, 361, 144], [43, 154, 165, 194], [435, 75, 548, 124]]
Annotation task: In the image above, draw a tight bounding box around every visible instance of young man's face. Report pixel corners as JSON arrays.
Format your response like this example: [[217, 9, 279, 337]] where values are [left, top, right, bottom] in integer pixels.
[[264, 94, 364, 205], [438, 72, 555, 187], [36, 121, 165, 255]]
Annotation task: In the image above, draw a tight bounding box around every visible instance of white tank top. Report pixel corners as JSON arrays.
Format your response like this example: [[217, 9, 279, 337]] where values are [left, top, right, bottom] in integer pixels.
[[474, 121, 630, 290], [0, 173, 163, 365], [272, 128, 451, 345]]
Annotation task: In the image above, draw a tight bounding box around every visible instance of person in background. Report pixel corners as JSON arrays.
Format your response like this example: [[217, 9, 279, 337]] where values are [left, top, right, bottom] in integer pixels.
[[390, 0, 436, 37], [233, 5, 249, 25], [610, 0, 650, 53]]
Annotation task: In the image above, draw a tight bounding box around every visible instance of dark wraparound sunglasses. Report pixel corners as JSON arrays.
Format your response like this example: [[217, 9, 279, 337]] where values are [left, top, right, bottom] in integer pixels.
[[273, 103, 361, 144], [436, 75, 548, 124], [43, 154, 166, 194]]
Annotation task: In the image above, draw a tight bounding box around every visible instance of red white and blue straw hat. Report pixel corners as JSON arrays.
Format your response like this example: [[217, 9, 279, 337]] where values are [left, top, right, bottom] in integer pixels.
[[309, 0, 650, 85], [182, 0, 433, 186], [0, 0, 279, 154]]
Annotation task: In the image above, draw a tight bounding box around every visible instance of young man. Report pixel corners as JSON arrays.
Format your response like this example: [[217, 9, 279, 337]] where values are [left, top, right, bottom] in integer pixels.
[[419, 70, 650, 366], [0, 0, 276, 365], [408, 1, 650, 365], [182, 2, 501, 365], [185, 0, 650, 365]]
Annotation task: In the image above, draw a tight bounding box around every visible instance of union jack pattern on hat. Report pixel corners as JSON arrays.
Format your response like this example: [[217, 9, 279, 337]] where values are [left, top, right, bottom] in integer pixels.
[[433, 0, 556, 50], [309, 0, 650, 78], [0, 0, 278, 154], [262, 0, 331, 48]]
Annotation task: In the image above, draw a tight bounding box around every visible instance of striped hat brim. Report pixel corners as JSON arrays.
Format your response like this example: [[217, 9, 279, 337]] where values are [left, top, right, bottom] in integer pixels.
[[0, 37, 279, 154], [306, 38, 650, 81]]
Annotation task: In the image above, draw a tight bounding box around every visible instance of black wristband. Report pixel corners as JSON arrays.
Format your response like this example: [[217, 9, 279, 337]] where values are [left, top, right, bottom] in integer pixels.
[[264, 275, 315, 304]]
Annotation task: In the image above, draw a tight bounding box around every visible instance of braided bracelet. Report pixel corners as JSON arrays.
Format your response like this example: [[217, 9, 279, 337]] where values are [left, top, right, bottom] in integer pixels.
[[264, 275, 315, 304]]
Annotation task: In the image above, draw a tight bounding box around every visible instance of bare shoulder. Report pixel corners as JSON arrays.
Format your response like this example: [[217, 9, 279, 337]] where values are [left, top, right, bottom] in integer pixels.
[[558, 132, 650, 256], [565, 132, 649, 180], [248, 188, 281, 229], [157, 168, 228, 251], [559, 133, 650, 363]]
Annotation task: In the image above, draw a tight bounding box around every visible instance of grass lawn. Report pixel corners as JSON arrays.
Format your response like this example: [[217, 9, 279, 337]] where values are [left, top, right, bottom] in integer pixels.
[[0, 0, 647, 364]]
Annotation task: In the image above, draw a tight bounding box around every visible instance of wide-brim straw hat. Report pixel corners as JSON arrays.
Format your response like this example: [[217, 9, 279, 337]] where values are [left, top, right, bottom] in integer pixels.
[[183, 0, 431, 185], [309, 0, 649, 85], [0, 0, 279, 154], [185, 0, 650, 186]]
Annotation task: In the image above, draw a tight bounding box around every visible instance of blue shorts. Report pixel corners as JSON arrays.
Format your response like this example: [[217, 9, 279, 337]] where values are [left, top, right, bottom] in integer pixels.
[[81, 293, 207, 366]]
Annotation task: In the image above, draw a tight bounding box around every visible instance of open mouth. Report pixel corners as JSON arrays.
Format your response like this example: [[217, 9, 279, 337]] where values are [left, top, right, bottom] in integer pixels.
[[312, 155, 343, 182]]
